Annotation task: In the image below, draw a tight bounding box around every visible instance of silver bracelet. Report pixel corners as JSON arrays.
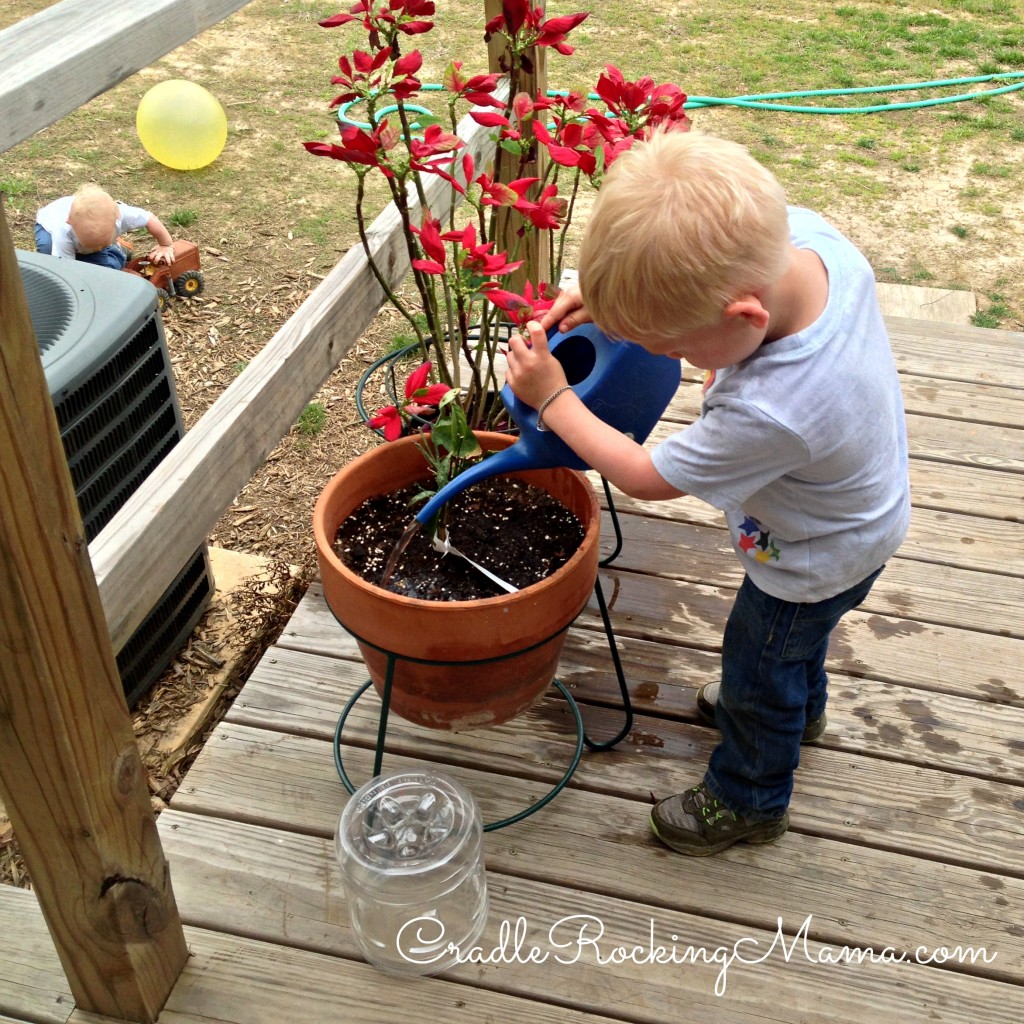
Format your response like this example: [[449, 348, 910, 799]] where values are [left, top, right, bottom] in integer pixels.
[[536, 385, 572, 431]]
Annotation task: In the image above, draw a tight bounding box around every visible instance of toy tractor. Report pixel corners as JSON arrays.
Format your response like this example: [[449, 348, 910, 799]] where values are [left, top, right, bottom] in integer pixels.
[[124, 239, 204, 311]]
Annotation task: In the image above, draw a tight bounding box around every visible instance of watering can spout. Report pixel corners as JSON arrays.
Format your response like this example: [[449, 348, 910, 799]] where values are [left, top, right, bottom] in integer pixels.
[[413, 322, 681, 526], [414, 443, 536, 525]]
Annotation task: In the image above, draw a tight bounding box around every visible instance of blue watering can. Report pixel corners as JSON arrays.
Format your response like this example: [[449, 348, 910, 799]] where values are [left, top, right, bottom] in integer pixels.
[[413, 322, 681, 526]]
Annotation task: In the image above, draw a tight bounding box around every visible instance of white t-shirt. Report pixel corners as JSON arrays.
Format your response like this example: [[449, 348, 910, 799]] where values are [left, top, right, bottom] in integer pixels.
[[36, 195, 151, 259], [651, 207, 911, 602]]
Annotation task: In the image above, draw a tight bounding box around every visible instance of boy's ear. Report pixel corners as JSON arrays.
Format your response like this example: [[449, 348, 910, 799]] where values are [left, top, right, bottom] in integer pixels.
[[723, 296, 770, 331]]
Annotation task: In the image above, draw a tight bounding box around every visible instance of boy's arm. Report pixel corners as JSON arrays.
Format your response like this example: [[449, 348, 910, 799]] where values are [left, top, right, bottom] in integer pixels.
[[144, 215, 175, 264], [505, 321, 686, 501]]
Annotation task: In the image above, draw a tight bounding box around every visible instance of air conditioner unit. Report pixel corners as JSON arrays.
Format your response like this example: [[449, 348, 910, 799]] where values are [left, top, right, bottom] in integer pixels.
[[16, 249, 214, 707]]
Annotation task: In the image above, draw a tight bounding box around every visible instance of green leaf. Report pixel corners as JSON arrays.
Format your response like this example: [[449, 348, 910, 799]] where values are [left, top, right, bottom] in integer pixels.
[[452, 433, 482, 460], [407, 488, 437, 507]]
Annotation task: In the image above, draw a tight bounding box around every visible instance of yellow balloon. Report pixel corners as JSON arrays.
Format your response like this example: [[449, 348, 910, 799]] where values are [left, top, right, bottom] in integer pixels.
[[136, 80, 227, 170]]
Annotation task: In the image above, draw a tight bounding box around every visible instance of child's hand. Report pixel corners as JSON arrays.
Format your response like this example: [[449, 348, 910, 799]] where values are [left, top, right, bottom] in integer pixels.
[[539, 283, 591, 334], [505, 320, 568, 410], [147, 243, 174, 265]]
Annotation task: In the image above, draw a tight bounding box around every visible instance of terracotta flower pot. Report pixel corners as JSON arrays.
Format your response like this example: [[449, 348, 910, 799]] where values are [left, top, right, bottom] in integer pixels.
[[313, 432, 600, 730]]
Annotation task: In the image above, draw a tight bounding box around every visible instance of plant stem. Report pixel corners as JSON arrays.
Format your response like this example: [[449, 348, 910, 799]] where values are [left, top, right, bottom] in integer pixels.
[[387, 169, 451, 382], [354, 174, 426, 350], [555, 170, 583, 284]]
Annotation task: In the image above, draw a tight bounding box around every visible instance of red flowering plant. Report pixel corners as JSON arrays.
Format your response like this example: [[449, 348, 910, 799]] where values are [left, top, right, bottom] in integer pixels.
[[306, 0, 691, 508]]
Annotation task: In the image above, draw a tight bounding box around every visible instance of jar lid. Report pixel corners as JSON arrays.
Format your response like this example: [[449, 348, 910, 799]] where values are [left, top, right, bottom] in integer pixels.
[[336, 772, 481, 878]]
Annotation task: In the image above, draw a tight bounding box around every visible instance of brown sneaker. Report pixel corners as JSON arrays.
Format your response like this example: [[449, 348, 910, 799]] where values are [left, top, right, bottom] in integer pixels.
[[696, 681, 826, 743], [650, 782, 789, 856]]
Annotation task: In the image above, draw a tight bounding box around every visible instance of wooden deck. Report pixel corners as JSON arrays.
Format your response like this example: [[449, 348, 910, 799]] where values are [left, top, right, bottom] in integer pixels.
[[3, 314, 1023, 1023]]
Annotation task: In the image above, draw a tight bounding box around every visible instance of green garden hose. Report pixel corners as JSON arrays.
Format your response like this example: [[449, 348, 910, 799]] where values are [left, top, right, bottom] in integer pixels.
[[680, 71, 1024, 114], [338, 71, 1024, 129]]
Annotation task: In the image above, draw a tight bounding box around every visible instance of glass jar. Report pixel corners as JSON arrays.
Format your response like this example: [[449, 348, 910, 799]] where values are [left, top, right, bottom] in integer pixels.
[[335, 771, 488, 977]]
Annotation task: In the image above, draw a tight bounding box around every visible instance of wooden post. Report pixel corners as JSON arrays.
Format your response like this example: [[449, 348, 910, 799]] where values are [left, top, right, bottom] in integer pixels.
[[0, 198, 188, 1021], [485, 0, 550, 290]]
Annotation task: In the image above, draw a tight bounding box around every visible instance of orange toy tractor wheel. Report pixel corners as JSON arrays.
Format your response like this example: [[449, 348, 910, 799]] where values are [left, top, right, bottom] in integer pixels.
[[175, 269, 204, 297]]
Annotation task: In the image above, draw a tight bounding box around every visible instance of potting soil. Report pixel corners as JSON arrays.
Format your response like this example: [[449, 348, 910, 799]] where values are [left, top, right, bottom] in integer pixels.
[[334, 477, 585, 600]]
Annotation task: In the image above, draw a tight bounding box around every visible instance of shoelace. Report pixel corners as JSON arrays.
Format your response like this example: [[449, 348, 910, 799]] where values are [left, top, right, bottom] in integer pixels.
[[690, 786, 739, 827]]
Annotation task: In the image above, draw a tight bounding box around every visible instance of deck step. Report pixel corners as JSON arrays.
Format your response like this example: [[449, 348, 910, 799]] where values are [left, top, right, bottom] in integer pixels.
[[875, 282, 976, 324]]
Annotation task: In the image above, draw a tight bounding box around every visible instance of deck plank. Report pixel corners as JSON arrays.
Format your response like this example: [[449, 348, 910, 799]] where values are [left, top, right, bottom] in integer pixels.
[[596, 510, 1024, 635], [280, 575, 1024, 707], [68, 925, 623, 1024], [0, 886, 74, 1024], [230, 642, 1024, 783], [584, 570, 1024, 704], [158, 806, 1024, 985], [908, 459, 1022, 522], [155, 808, 1022, 1020], [899, 372, 1024, 428], [676, 369, 1024, 427], [885, 316, 1024, 385], [176, 718, 1024, 878], [659, 404, 1024, 476], [600, 487, 1024, 578], [165, 730, 1024, 988], [875, 282, 976, 324]]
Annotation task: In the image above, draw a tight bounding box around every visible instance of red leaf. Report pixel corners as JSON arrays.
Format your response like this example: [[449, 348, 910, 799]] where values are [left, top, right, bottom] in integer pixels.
[[404, 361, 431, 398], [411, 258, 446, 274], [469, 110, 511, 128], [394, 50, 423, 76], [540, 13, 589, 34], [418, 382, 453, 405], [319, 13, 357, 28], [369, 405, 402, 441]]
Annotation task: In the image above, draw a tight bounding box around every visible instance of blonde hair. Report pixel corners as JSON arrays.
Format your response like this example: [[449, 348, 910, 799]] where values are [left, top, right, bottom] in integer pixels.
[[68, 184, 119, 253], [579, 130, 791, 340]]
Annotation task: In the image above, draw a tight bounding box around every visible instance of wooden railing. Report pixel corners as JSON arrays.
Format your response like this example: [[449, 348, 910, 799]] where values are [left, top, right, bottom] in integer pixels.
[[0, 2, 534, 1020], [0, 0, 253, 154]]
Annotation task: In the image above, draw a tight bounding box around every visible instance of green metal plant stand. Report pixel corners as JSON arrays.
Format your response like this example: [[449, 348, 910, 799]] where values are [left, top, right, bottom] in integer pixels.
[[332, 570, 633, 832]]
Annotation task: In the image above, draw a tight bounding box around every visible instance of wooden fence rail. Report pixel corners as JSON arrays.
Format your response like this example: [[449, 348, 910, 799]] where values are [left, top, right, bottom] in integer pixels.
[[0, 0, 251, 155]]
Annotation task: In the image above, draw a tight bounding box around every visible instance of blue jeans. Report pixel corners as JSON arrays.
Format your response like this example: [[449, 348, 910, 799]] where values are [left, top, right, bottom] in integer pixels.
[[704, 566, 884, 821], [34, 224, 127, 270]]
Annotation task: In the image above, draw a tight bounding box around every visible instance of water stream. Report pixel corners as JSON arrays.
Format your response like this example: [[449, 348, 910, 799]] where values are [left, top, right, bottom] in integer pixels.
[[380, 518, 422, 589]]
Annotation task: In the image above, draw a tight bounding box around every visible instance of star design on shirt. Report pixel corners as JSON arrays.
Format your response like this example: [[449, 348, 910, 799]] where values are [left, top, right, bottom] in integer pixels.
[[754, 541, 781, 563], [737, 514, 781, 563]]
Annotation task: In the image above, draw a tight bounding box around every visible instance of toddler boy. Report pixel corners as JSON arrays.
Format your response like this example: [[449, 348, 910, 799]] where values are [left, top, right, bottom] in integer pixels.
[[35, 184, 174, 270], [505, 129, 911, 856]]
